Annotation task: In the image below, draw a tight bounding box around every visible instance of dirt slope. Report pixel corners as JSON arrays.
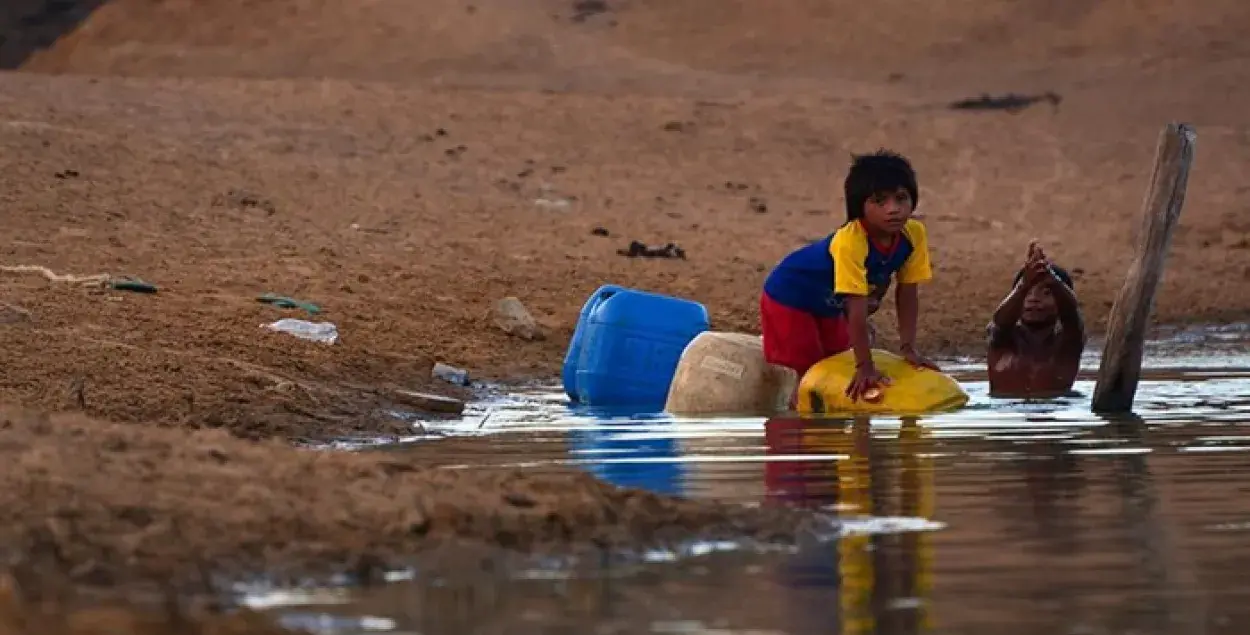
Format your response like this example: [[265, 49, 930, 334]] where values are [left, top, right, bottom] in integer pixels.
[[606, 0, 1250, 76], [21, 0, 1250, 87], [23, 0, 605, 82], [0, 406, 809, 593]]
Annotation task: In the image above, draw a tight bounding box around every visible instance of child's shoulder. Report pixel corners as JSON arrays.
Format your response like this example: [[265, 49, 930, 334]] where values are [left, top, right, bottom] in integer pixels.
[[830, 220, 866, 241], [828, 221, 869, 254], [901, 218, 928, 243]]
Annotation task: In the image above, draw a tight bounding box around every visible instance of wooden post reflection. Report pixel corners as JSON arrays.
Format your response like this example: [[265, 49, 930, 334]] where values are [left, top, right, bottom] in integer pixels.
[[1108, 418, 1206, 635]]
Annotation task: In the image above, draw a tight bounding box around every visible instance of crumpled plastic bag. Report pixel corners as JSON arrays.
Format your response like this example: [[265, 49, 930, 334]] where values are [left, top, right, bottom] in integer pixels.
[[263, 318, 338, 345]]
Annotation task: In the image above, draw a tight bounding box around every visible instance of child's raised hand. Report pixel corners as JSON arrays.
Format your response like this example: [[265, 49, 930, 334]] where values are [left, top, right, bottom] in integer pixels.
[[1024, 256, 1051, 287], [1027, 240, 1048, 265], [1022, 240, 1052, 287]]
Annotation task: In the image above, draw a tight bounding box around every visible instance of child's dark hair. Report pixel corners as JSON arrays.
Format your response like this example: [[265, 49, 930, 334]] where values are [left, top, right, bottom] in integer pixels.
[[1013, 264, 1075, 290], [844, 150, 919, 221]]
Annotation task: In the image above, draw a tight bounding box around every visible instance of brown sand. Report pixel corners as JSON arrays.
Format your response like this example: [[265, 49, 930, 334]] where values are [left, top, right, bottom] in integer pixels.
[[0, 407, 807, 602], [2, 0, 1250, 623]]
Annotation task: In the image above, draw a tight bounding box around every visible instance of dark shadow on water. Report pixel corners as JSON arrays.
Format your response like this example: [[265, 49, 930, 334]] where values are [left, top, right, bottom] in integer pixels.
[[974, 412, 1216, 635], [0, 0, 109, 69], [1105, 415, 1207, 635]]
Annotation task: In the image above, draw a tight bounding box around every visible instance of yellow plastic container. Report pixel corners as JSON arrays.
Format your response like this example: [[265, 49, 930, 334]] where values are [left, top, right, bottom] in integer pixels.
[[795, 349, 969, 416]]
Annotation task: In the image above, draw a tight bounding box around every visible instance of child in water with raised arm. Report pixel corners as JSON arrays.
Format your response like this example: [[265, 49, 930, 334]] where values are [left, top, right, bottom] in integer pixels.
[[986, 241, 1086, 398], [760, 150, 938, 402]]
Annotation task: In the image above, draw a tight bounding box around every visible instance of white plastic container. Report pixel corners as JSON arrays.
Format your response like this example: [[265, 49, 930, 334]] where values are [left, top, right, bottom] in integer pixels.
[[663, 331, 797, 416]]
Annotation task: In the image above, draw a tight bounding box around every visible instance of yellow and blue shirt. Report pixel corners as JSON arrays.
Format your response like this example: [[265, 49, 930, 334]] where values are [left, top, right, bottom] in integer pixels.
[[763, 219, 933, 317]]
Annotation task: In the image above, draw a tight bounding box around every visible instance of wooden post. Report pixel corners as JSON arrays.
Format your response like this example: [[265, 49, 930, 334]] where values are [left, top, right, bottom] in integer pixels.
[[1091, 123, 1197, 413]]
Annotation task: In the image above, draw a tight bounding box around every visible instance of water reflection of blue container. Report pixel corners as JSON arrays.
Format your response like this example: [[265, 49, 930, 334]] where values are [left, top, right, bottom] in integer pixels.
[[567, 423, 685, 497]]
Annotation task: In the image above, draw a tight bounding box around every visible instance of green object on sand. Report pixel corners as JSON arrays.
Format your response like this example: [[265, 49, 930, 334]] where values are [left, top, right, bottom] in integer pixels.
[[109, 277, 158, 294], [257, 293, 321, 314]]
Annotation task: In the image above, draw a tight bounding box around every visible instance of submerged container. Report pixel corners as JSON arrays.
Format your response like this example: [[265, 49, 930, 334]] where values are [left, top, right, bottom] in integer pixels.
[[664, 331, 798, 416], [562, 284, 625, 401], [567, 285, 709, 409], [796, 349, 969, 415]]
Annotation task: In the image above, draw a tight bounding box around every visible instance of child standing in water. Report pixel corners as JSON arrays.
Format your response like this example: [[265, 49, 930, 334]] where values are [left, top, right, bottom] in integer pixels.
[[986, 241, 1086, 398], [760, 150, 938, 402]]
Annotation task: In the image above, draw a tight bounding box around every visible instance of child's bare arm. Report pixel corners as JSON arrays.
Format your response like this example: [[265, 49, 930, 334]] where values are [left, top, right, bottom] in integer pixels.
[[896, 283, 938, 369], [988, 283, 1028, 347], [1049, 273, 1085, 345], [990, 251, 1047, 346], [844, 294, 889, 400], [844, 295, 873, 368]]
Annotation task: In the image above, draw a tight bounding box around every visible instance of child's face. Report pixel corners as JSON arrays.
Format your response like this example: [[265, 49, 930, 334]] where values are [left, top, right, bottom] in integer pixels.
[[1021, 284, 1059, 326], [861, 187, 914, 234]]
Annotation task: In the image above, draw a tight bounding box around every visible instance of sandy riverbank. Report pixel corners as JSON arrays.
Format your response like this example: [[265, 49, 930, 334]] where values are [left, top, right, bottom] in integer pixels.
[[3, 68, 1249, 443], [0, 406, 814, 629]]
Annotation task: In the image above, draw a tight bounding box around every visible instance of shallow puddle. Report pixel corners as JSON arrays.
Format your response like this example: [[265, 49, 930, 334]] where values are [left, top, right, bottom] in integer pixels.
[[260, 325, 1250, 634]]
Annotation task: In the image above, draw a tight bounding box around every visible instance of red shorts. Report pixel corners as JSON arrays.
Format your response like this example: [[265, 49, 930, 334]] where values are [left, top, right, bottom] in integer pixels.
[[764, 417, 840, 508], [759, 292, 851, 378]]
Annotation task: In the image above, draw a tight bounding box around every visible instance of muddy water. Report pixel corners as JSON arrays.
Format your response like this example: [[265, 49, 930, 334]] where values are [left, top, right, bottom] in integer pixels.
[[261, 326, 1250, 634]]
